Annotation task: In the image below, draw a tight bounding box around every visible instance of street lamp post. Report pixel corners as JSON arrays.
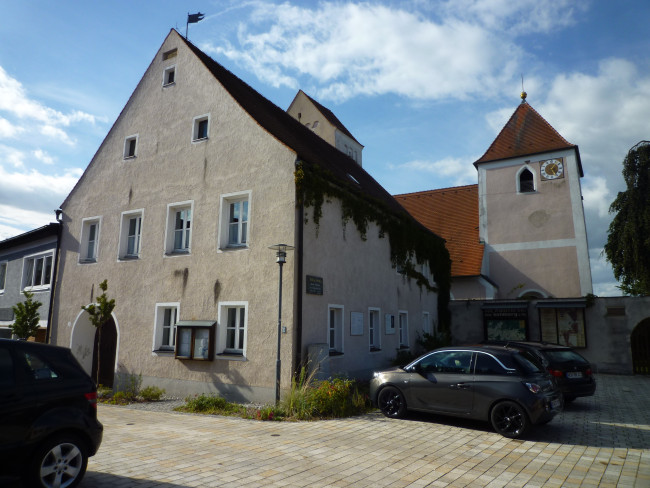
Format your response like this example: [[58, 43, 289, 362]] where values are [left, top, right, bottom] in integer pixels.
[[268, 244, 294, 405]]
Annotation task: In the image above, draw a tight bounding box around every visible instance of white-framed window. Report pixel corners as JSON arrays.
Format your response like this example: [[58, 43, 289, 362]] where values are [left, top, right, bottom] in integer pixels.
[[79, 217, 101, 263], [0, 261, 7, 293], [22, 252, 53, 291], [398, 311, 409, 348], [217, 302, 248, 357], [328, 305, 344, 354], [153, 303, 180, 353], [218, 191, 251, 250], [162, 48, 177, 61], [165, 201, 193, 255], [118, 210, 144, 259], [368, 307, 380, 351], [422, 311, 431, 336], [123, 134, 138, 159], [192, 114, 210, 142], [517, 165, 536, 193], [163, 65, 176, 86]]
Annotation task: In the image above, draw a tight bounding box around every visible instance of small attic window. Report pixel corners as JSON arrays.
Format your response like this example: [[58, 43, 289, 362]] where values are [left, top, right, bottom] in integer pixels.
[[163, 66, 176, 86], [162, 48, 177, 60], [123, 135, 138, 159], [312, 121, 319, 129], [518, 168, 535, 193]]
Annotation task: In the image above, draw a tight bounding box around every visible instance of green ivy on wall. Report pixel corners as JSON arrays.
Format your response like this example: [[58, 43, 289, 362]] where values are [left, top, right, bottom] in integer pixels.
[[295, 160, 451, 331]]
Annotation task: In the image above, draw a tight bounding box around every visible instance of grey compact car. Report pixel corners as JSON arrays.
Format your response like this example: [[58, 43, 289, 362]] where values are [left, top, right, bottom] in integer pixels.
[[370, 345, 562, 438]]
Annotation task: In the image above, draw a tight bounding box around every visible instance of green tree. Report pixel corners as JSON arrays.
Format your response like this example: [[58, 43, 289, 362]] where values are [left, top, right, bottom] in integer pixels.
[[82, 279, 116, 384], [604, 141, 650, 296], [10, 290, 43, 339]]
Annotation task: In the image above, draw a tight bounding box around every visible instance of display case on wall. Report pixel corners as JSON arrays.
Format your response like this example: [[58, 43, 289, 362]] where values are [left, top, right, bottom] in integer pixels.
[[174, 320, 215, 360]]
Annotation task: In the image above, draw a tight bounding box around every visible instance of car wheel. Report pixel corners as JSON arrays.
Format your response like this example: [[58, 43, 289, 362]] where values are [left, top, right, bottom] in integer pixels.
[[28, 434, 88, 488], [490, 401, 530, 439], [377, 386, 407, 418]]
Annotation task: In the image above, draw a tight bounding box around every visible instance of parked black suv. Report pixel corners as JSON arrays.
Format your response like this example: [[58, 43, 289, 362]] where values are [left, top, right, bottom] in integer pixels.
[[484, 341, 596, 402], [0, 339, 103, 488]]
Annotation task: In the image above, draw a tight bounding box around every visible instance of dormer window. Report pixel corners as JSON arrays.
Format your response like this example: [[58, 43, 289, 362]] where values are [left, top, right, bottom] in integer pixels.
[[163, 66, 176, 86], [518, 168, 535, 193]]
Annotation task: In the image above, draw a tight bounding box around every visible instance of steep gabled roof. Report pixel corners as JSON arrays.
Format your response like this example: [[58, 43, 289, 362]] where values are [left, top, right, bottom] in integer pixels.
[[394, 185, 483, 277], [180, 32, 407, 218], [294, 90, 363, 145], [475, 102, 583, 176]]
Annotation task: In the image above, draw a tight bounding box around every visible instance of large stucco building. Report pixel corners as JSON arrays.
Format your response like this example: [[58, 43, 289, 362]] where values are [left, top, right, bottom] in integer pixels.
[[50, 29, 449, 401]]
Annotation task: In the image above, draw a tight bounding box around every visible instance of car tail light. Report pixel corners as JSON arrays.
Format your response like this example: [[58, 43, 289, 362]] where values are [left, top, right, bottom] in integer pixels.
[[585, 368, 592, 376], [85, 392, 98, 409], [547, 368, 563, 378]]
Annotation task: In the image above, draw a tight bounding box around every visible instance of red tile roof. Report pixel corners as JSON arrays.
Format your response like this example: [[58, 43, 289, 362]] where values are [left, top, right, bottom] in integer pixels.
[[475, 102, 582, 176], [394, 185, 483, 277]]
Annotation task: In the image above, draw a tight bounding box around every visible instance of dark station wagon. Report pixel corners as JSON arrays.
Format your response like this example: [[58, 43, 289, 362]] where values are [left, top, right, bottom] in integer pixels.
[[370, 344, 563, 438], [0, 339, 103, 488]]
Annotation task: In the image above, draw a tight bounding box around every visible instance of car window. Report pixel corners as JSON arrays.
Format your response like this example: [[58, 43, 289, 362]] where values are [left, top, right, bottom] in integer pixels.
[[417, 351, 472, 374], [475, 353, 509, 375], [0, 347, 14, 388], [23, 351, 59, 380], [512, 351, 545, 374], [544, 349, 589, 365]]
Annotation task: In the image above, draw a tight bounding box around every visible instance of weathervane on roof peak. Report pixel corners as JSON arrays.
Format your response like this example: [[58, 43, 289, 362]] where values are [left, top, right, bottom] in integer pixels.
[[520, 74, 527, 103]]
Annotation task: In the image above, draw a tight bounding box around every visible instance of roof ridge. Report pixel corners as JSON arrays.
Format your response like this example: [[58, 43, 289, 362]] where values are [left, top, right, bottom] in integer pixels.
[[300, 90, 361, 144], [394, 184, 478, 198]]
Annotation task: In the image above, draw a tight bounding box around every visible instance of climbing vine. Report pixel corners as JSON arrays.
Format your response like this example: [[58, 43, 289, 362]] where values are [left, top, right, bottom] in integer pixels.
[[295, 160, 451, 331]]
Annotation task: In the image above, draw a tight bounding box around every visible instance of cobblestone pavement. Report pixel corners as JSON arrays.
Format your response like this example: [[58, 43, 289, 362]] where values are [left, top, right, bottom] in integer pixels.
[[79, 374, 649, 487]]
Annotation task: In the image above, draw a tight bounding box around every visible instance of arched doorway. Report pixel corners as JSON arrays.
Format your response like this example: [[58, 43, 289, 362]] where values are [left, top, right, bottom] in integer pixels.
[[631, 318, 650, 375], [92, 317, 118, 388]]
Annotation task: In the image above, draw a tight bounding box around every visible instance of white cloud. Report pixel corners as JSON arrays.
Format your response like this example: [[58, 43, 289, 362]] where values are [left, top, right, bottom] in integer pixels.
[[0, 204, 58, 240], [0, 144, 26, 168], [205, 1, 523, 101], [391, 157, 477, 186], [0, 116, 23, 138], [33, 149, 55, 165], [581, 176, 612, 219], [0, 65, 97, 146]]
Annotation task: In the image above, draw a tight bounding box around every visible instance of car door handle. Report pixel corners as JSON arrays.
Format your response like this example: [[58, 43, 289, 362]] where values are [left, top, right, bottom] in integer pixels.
[[450, 383, 470, 390]]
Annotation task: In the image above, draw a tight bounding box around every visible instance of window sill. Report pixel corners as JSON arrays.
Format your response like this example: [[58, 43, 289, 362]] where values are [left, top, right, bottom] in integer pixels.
[[23, 286, 51, 293], [119, 255, 140, 261], [192, 137, 208, 143], [216, 352, 246, 361], [329, 351, 344, 357], [218, 245, 249, 253], [163, 82, 176, 87], [165, 251, 190, 257], [153, 349, 175, 355], [123, 155, 136, 161], [369, 347, 381, 353], [398, 345, 410, 350], [79, 258, 97, 264]]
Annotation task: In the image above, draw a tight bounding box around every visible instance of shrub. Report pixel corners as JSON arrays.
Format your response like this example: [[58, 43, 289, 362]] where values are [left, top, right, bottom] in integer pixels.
[[308, 378, 369, 418], [109, 391, 131, 405], [140, 385, 165, 402], [176, 394, 245, 416]]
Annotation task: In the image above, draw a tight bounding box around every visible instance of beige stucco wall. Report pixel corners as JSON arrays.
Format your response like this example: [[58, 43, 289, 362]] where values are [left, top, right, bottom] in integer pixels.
[[300, 198, 439, 378], [478, 148, 592, 298], [449, 296, 650, 375], [51, 30, 298, 403], [287, 92, 337, 146]]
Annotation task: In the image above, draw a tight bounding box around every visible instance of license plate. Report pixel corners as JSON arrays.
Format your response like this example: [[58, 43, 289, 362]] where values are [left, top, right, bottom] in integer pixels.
[[551, 398, 561, 409], [566, 372, 583, 379]]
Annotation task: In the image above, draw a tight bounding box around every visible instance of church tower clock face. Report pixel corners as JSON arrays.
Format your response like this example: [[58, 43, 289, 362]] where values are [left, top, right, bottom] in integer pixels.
[[540, 158, 564, 180]]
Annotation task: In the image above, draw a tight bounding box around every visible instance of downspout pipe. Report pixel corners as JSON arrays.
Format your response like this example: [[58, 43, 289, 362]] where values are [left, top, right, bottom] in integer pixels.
[[46, 210, 63, 344]]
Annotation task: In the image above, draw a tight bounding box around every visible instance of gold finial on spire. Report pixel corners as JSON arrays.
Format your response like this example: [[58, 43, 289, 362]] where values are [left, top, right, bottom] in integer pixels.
[[520, 74, 527, 103]]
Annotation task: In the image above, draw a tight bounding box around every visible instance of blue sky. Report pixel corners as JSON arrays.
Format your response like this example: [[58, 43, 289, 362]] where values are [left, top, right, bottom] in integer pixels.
[[1, 0, 649, 296]]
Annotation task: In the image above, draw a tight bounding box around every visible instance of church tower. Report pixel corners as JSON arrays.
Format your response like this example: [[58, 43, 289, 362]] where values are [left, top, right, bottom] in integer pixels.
[[473, 94, 592, 298]]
